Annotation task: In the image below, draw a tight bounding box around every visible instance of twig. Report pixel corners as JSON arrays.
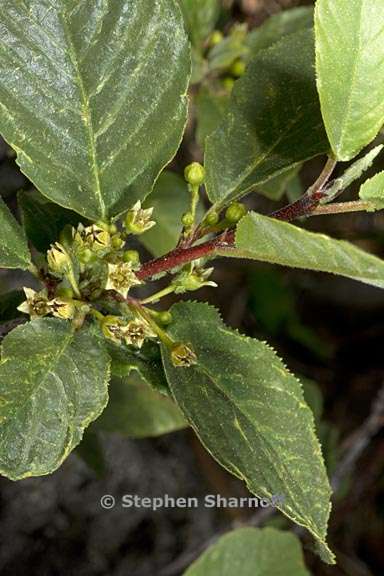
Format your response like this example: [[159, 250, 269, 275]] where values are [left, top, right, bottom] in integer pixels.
[[160, 383, 384, 575], [138, 159, 338, 281], [311, 201, 374, 216], [331, 381, 384, 491]]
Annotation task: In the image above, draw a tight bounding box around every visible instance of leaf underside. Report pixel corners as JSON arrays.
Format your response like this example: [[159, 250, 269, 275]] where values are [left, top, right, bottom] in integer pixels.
[[162, 301, 334, 563], [222, 212, 384, 290], [0, 196, 30, 269], [0, 319, 110, 480], [0, 0, 190, 221], [205, 29, 329, 208], [96, 373, 186, 438], [184, 527, 310, 576], [315, 0, 384, 161]]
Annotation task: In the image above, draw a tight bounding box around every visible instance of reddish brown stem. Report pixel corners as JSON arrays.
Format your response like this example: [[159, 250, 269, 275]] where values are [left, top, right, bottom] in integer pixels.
[[138, 158, 338, 281], [137, 231, 234, 281]]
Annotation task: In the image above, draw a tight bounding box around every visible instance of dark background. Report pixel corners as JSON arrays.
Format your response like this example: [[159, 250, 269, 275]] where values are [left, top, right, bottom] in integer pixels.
[[1, 1, 384, 575]]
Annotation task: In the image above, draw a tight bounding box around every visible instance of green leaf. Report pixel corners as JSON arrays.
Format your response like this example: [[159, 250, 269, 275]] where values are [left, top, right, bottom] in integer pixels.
[[184, 527, 311, 576], [180, 0, 220, 47], [107, 339, 170, 396], [75, 429, 106, 478], [223, 212, 384, 290], [323, 145, 383, 202], [257, 166, 301, 201], [0, 319, 110, 480], [0, 0, 190, 221], [18, 189, 86, 253], [205, 30, 329, 208], [162, 301, 333, 563], [0, 196, 30, 269], [246, 6, 314, 54], [315, 0, 384, 161], [96, 373, 186, 438], [141, 171, 202, 257], [359, 171, 384, 211], [195, 88, 230, 150]]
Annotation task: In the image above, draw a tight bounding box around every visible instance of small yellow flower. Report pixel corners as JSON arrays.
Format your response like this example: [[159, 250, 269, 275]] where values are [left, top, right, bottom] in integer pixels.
[[124, 201, 156, 235], [122, 319, 156, 349], [17, 288, 50, 319], [171, 343, 197, 367], [105, 262, 141, 298]]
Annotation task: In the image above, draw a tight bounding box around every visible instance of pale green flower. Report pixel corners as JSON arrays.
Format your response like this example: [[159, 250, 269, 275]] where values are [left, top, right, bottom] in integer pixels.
[[122, 319, 156, 349], [47, 242, 71, 276], [17, 288, 50, 319], [124, 201, 156, 235], [105, 262, 141, 298], [171, 343, 197, 367], [49, 298, 76, 320], [173, 266, 217, 294]]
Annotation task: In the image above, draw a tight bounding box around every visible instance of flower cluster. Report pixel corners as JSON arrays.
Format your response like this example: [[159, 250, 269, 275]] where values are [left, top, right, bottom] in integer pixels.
[[17, 288, 76, 320]]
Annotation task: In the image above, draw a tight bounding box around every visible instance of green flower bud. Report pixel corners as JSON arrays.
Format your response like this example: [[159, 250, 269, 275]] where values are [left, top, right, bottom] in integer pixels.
[[78, 248, 94, 264], [47, 242, 71, 276], [204, 211, 220, 226], [225, 202, 247, 223], [182, 212, 194, 227], [124, 201, 156, 235], [111, 234, 124, 249], [209, 30, 224, 47], [123, 250, 140, 265], [174, 266, 217, 294], [109, 223, 118, 234], [59, 224, 75, 248], [157, 311, 173, 326], [184, 162, 205, 186], [171, 343, 197, 367], [222, 77, 235, 92], [56, 286, 74, 299], [230, 58, 246, 77]]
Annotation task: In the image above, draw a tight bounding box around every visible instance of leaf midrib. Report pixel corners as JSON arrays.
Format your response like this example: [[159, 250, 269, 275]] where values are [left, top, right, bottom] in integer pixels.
[[60, 8, 106, 219], [335, 0, 364, 155]]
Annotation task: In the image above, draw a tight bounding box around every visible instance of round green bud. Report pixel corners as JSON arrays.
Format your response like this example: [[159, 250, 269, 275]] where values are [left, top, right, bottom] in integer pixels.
[[109, 223, 118, 234], [123, 250, 140, 265], [112, 235, 124, 249], [204, 211, 220, 227], [222, 77, 235, 92], [59, 224, 74, 247], [79, 248, 94, 263], [182, 212, 194, 227], [230, 59, 246, 77], [95, 220, 111, 232], [184, 162, 205, 186], [209, 30, 223, 47], [158, 311, 173, 326], [56, 286, 74, 299], [225, 202, 247, 223]]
